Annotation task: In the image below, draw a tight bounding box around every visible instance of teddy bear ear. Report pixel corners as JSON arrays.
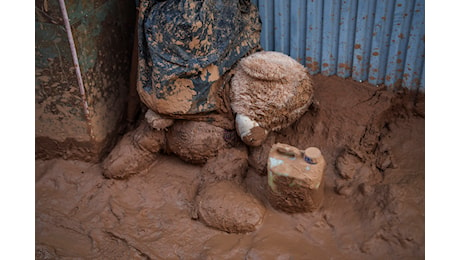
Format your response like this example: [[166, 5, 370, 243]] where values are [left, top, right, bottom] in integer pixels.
[[239, 51, 290, 81]]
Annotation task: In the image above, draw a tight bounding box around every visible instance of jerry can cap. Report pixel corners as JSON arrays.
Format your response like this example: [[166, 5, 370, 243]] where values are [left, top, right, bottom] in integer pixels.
[[304, 147, 321, 164]]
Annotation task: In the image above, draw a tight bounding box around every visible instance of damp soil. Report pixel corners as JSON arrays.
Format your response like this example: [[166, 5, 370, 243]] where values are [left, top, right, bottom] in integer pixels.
[[36, 75, 425, 259]]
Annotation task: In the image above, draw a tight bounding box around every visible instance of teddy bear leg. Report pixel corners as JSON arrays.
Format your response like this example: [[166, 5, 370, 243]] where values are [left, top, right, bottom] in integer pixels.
[[193, 145, 266, 233], [102, 120, 166, 179]]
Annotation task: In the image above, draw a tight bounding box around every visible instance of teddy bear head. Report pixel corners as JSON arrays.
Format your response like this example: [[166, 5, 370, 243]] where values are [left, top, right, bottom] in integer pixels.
[[230, 51, 314, 147]]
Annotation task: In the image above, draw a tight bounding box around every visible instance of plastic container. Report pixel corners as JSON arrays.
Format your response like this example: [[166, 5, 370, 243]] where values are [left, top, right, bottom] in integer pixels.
[[267, 143, 326, 213]]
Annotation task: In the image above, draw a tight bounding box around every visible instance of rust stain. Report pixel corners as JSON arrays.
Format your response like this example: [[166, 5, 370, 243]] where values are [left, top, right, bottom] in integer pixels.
[[381, 16, 386, 21], [386, 75, 392, 81], [397, 51, 402, 55], [397, 3, 402, 7], [306, 56, 313, 62], [306, 61, 320, 72], [397, 59, 402, 64], [372, 68, 379, 72], [369, 76, 376, 80], [356, 55, 363, 61], [338, 63, 351, 70], [312, 61, 320, 71], [394, 79, 403, 88], [354, 44, 361, 49], [322, 63, 329, 67], [398, 33, 405, 39], [372, 52, 379, 56]]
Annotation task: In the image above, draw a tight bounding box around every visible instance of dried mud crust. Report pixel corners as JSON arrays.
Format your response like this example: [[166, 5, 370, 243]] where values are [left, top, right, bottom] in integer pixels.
[[36, 75, 424, 259]]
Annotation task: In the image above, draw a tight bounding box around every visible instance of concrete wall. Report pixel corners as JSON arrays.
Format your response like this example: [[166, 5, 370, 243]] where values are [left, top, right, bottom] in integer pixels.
[[35, 0, 136, 162]]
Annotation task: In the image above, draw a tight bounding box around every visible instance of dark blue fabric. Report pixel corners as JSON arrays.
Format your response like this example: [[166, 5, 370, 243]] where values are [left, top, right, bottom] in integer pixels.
[[137, 0, 261, 115]]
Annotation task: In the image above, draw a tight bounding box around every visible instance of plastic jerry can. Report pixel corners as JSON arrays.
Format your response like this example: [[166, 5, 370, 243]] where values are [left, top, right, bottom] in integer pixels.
[[267, 143, 326, 213]]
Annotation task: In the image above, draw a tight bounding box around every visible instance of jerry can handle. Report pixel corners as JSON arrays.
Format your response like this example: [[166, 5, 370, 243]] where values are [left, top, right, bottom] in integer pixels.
[[276, 146, 301, 159]]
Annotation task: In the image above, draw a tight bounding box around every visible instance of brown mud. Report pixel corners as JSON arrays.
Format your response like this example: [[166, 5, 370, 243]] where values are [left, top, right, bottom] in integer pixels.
[[36, 75, 424, 259]]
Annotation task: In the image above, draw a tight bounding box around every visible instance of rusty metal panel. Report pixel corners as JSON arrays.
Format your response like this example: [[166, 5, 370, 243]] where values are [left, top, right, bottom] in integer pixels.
[[305, 0, 323, 74], [402, 0, 425, 90], [420, 61, 425, 90], [258, 0, 275, 51], [337, 0, 357, 78], [352, 0, 377, 81], [385, 0, 416, 88], [368, 0, 395, 85], [252, 0, 425, 91], [321, 0, 340, 76], [289, 0, 307, 64], [274, 1, 290, 53]]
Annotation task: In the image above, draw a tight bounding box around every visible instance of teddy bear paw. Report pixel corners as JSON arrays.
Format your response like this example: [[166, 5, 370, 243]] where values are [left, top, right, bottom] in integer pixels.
[[235, 114, 268, 147], [102, 121, 165, 179], [145, 109, 174, 130]]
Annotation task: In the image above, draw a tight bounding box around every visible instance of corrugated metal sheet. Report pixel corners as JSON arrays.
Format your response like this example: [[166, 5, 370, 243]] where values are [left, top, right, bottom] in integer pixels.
[[252, 0, 425, 91]]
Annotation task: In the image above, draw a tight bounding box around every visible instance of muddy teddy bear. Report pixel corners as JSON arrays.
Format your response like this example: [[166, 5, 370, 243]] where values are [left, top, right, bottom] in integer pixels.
[[102, 0, 313, 233], [231, 51, 314, 146], [103, 51, 314, 233]]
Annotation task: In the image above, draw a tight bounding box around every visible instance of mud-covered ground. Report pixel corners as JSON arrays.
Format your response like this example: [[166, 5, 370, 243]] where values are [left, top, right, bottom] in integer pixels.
[[36, 75, 425, 259]]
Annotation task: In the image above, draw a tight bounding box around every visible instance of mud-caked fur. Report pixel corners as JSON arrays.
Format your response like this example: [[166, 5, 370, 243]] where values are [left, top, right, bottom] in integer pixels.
[[230, 51, 314, 132]]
